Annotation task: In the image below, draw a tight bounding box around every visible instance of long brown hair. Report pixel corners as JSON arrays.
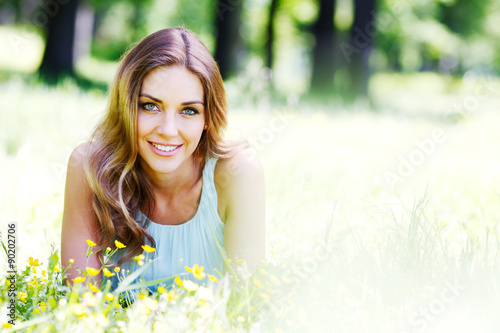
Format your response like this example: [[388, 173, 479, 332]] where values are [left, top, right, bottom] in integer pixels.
[[85, 28, 232, 265]]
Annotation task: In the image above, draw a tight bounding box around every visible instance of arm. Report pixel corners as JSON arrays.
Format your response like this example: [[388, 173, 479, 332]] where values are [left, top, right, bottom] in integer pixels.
[[216, 149, 266, 273], [61, 143, 102, 284]]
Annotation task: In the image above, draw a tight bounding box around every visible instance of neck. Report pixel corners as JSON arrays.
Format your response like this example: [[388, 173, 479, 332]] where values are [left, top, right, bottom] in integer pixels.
[[145, 156, 203, 203]]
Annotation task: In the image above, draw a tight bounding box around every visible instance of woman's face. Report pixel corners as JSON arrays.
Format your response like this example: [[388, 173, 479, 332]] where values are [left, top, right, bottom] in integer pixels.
[[137, 65, 206, 177]]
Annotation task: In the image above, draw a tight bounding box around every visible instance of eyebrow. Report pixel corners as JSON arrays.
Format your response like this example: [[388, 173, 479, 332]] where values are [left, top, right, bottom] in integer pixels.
[[139, 94, 204, 106]]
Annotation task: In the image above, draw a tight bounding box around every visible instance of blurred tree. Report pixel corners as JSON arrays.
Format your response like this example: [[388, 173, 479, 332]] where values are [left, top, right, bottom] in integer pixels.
[[38, 0, 81, 81], [348, 0, 376, 98], [308, 0, 377, 100], [214, 0, 245, 79], [439, 0, 490, 37], [310, 0, 336, 93], [266, 0, 279, 69], [0, 0, 20, 24]]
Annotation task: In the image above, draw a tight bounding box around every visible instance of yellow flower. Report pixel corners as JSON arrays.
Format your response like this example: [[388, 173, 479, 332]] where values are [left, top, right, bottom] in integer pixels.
[[42, 270, 46, 278], [174, 276, 183, 286], [29, 276, 39, 288], [69, 259, 74, 264], [53, 265, 61, 272], [114, 240, 126, 249], [166, 289, 179, 302], [86, 267, 100, 276], [33, 267, 37, 275], [236, 259, 243, 264], [83, 292, 98, 307], [88, 282, 99, 293], [35, 302, 46, 315], [106, 247, 112, 253], [86, 239, 97, 247], [95, 313, 109, 327], [208, 274, 218, 282], [2, 323, 12, 329], [142, 245, 156, 253], [134, 254, 145, 266], [28, 257, 40, 267], [102, 268, 115, 277], [73, 276, 85, 283], [186, 264, 206, 280], [18, 291, 28, 302], [105, 293, 115, 302], [71, 303, 85, 316], [134, 254, 145, 261], [136, 301, 151, 315], [157, 286, 166, 294], [144, 298, 158, 311], [253, 276, 263, 288], [183, 280, 199, 292], [39, 302, 47, 311], [114, 267, 120, 273]]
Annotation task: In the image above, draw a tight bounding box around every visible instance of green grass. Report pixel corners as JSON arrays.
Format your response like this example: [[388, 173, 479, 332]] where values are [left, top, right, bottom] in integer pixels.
[[2, 64, 500, 331]]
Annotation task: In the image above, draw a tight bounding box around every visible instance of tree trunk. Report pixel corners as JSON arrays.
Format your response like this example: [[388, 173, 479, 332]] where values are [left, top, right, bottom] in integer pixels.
[[74, 1, 94, 62], [310, 0, 336, 93], [214, 0, 244, 80], [38, 0, 80, 82], [265, 0, 279, 69], [349, 0, 376, 99], [0, 1, 17, 24]]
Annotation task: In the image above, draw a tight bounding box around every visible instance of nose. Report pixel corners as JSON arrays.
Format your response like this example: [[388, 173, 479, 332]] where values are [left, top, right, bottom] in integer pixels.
[[156, 112, 178, 137]]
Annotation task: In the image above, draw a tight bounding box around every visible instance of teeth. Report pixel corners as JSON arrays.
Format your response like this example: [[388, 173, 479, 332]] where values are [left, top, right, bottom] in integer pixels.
[[152, 143, 179, 152]]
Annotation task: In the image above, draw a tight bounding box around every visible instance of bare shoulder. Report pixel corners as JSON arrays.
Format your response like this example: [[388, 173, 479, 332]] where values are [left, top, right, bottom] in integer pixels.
[[64, 141, 96, 206], [215, 148, 266, 271], [62, 141, 101, 278], [214, 147, 264, 189], [214, 148, 265, 222], [68, 142, 93, 171], [64, 142, 96, 208]]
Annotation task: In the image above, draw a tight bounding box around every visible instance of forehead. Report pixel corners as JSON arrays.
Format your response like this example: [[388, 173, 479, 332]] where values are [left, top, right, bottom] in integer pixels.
[[140, 65, 204, 101]]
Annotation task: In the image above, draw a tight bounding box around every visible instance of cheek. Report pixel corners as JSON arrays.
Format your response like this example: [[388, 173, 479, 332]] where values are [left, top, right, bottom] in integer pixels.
[[136, 116, 151, 138]]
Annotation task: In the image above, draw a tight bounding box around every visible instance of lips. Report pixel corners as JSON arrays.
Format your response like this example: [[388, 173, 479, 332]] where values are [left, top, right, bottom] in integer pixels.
[[151, 142, 180, 152], [148, 141, 183, 156]]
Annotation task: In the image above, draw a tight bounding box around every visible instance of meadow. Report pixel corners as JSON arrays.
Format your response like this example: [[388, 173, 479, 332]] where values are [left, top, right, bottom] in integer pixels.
[[1, 65, 500, 331]]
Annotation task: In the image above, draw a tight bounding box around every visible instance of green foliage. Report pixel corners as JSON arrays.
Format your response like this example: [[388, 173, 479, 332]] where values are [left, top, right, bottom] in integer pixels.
[[0, 239, 282, 331], [438, 0, 491, 37], [374, 0, 500, 74]]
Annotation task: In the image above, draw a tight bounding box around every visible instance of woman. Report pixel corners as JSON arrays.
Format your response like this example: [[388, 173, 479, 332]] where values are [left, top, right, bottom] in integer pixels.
[[61, 28, 265, 287]]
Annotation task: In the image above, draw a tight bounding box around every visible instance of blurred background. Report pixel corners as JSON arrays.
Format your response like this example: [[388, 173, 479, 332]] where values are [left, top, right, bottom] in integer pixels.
[[1, 0, 500, 99], [2, 0, 500, 331]]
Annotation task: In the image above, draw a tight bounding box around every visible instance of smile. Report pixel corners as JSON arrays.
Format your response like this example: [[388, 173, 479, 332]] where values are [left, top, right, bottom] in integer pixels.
[[151, 142, 181, 152]]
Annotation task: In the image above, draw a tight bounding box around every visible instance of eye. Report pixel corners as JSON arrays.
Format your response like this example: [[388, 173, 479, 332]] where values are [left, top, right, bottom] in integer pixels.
[[181, 107, 199, 116], [141, 103, 159, 112]]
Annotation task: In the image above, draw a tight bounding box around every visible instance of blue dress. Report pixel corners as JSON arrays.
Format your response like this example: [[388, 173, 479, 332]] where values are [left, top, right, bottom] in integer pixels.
[[106, 157, 225, 290]]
